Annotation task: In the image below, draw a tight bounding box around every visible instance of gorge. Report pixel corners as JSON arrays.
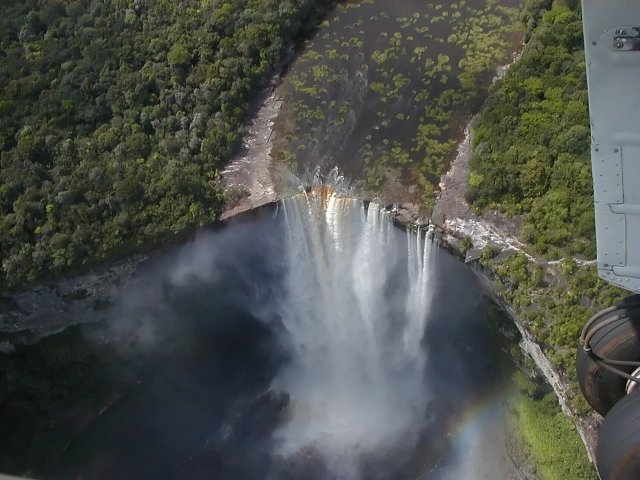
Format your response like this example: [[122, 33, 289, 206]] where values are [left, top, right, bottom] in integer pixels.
[[2, 190, 520, 479], [0, 0, 602, 478]]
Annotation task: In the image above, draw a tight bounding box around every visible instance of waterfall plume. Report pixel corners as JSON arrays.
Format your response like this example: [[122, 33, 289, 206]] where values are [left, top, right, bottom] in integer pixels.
[[271, 187, 435, 478]]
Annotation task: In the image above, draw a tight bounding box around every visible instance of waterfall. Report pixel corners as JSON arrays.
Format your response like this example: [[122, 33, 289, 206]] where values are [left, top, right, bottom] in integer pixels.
[[271, 187, 435, 478]]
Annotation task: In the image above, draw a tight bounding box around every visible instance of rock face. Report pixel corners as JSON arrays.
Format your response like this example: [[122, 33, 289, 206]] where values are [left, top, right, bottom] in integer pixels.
[[219, 87, 281, 220], [0, 254, 148, 344], [219, 48, 297, 221]]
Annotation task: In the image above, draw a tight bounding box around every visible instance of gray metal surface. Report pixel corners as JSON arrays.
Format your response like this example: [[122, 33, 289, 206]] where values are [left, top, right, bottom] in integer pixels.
[[582, 0, 640, 293]]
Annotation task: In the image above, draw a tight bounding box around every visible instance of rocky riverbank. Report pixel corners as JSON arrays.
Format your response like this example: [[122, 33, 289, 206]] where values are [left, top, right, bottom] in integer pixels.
[[219, 87, 282, 221]]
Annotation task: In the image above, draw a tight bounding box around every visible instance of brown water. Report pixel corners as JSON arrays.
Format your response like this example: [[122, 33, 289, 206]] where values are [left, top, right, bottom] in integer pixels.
[[273, 0, 520, 203]]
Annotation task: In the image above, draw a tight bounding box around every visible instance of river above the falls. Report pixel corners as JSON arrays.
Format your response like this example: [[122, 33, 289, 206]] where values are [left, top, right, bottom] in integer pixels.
[[271, 0, 520, 206]]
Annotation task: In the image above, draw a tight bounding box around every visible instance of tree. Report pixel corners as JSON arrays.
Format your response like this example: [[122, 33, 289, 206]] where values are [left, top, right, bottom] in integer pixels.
[[167, 43, 190, 68]]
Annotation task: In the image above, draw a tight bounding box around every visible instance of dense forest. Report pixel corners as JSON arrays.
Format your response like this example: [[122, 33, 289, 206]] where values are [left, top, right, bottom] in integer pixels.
[[467, 0, 593, 259], [0, 0, 334, 290]]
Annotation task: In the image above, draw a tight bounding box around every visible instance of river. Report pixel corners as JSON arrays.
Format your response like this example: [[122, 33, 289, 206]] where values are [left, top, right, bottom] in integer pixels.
[[272, 0, 520, 206]]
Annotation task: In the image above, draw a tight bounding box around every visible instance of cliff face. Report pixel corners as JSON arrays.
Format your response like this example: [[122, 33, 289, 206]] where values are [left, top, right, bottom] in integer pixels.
[[0, 253, 144, 347]]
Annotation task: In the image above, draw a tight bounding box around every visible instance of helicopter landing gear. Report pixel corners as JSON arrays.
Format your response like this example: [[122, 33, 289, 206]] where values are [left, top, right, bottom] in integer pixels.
[[577, 295, 640, 480]]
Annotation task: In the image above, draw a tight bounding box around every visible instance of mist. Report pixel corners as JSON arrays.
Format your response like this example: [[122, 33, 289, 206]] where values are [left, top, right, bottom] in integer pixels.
[[97, 190, 437, 479], [268, 190, 434, 479]]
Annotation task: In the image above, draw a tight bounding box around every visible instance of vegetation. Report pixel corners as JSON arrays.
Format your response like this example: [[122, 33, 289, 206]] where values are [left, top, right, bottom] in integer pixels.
[[0, 0, 335, 290], [467, 0, 593, 259], [507, 370, 597, 479], [273, 0, 520, 208], [481, 251, 625, 413]]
